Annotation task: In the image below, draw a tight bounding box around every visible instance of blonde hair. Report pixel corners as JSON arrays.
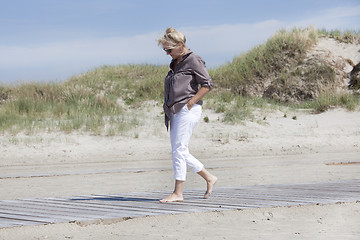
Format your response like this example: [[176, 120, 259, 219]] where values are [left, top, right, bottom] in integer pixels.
[[157, 27, 187, 49]]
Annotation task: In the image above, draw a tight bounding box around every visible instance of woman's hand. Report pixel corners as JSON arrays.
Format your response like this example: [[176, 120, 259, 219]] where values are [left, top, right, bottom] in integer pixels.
[[186, 86, 210, 110], [186, 101, 194, 110]]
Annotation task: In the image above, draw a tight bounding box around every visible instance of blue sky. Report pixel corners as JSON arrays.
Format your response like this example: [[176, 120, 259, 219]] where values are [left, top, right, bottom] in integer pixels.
[[1, 0, 359, 84]]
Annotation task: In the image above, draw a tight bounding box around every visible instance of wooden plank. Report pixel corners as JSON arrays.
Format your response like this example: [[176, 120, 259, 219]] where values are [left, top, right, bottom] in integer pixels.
[[116, 187, 358, 207], [214, 186, 359, 200], [84, 193, 229, 210], [16, 196, 199, 218], [212, 191, 356, 202], [0, 212, 58, 225], [29, 197, 190, 215], [184, 190, 353, 205], [100, 193, 250, 210], [131, 193, 279, 209], [7, 200, 163, 218], [0, 218, 36, 227], [0, 199, 153, 222], [79, 195, 203, 213], [0, 205, 103, 222]]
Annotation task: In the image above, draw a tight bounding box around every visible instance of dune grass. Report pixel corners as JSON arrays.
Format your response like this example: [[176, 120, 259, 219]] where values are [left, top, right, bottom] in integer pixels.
[[298, 92, 360, 113], [318, 29, 360, 44], [0, 65, 168, 135], [0, 27, 359, 135], [209, 27, 318, 95]]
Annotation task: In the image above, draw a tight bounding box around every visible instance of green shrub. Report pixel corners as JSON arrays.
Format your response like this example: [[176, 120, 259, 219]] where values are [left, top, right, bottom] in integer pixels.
[[299, 92, 360, 113], [318, 29, 360, 43], [210, 27, 318, 96]]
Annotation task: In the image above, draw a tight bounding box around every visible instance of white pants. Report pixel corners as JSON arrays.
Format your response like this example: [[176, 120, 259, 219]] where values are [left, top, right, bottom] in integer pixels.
[[170, 104, 204, 181]]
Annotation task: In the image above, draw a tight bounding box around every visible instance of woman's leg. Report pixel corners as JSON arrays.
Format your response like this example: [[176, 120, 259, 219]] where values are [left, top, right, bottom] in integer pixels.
[[159, 106, 189, 203], [197, 168, 218, 199], [160, 104, 216, 202], [159, 180, 184, 203], [170, 104, 203, 181]]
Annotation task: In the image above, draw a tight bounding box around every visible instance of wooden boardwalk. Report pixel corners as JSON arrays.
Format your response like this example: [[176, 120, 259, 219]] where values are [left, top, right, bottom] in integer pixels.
[[0, 179, 359, 228]]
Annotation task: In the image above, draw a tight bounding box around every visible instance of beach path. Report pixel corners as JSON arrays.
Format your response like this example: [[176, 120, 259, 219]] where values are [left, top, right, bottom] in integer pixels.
[[0, 179, 359, 228]]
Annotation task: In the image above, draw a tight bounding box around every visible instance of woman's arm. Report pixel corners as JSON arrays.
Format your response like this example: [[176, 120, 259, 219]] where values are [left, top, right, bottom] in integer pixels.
[[186, 86, 210, 110]]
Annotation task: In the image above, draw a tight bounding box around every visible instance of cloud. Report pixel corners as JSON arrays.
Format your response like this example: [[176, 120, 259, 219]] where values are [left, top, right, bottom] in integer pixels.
[[323, 5, 360, 18], [0, 20, 283, 82], [181, 20, 283, 54], [0, 33, 163, 68], [0, 31, 168, 82], [293, 5, 360, 29]]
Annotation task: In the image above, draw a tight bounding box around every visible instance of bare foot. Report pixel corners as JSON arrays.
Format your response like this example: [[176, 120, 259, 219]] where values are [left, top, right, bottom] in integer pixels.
[[204, 176, 218, 199], [159, 193, 184, 203]]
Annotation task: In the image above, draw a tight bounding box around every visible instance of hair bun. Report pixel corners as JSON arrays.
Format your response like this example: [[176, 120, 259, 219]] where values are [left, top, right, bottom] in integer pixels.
[[166, 27, 176, 34], [157, 27, 187, 48]]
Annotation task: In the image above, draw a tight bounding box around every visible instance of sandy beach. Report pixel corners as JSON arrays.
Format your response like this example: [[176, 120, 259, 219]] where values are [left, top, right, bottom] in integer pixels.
[[1, 1, 360, 238], [0, 105, 359, 239]]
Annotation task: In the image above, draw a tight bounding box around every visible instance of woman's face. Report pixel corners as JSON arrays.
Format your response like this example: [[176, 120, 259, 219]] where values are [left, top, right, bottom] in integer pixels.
[[163, 43, 182, 60]]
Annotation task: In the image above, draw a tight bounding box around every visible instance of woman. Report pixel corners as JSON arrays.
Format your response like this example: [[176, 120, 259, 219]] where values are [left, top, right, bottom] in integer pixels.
[[157, 27, 218, 203]]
